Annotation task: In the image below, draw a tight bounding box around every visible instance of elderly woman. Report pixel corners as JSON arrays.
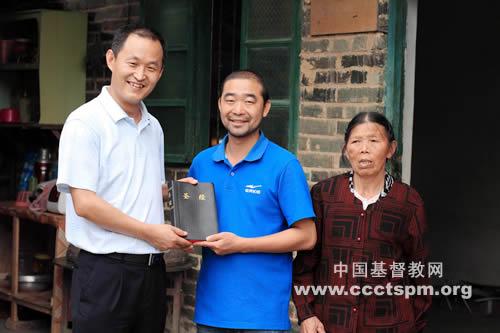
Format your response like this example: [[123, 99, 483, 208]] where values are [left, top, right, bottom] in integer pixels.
[[293, 112, 431, 333]]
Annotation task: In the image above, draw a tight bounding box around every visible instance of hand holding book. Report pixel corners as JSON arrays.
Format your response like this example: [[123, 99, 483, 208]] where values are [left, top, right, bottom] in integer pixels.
[[195, 232, 247, 255], [167, 179, 219, 242], [144, 223, 193, 251]]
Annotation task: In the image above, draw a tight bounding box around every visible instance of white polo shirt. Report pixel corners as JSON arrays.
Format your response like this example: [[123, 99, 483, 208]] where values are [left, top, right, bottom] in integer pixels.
[[57, 86, 165, 254]]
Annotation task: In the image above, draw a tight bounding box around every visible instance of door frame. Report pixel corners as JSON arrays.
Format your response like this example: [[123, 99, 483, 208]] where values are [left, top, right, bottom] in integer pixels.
[[384, 0, 418, 183], [401, 0, 418, 184]]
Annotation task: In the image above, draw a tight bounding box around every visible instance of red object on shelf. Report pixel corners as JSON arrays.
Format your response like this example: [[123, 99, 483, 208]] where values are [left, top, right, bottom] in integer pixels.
[[0, 107, 20, 123], [0, 39, 15, 64]]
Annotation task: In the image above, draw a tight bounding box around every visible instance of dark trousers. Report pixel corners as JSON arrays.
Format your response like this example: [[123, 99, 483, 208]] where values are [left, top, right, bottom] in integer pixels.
[[71, 250, 167, 333]]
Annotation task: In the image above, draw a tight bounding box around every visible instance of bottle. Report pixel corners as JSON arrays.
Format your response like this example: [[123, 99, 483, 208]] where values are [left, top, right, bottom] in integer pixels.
[[18, 89, 31, 123], [17, 152, 36, 191], [18, 162, 29, 191], [28, 175, 38, 192], [34, 148, 51, 183]]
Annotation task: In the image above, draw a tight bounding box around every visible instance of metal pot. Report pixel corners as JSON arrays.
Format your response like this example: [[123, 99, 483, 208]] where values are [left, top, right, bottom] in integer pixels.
[[4, 274, 52, 292], [19, 274, 52, 292]]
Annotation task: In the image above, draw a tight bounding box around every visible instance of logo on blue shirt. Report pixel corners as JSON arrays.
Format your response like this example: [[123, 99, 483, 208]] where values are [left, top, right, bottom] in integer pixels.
[[245, 184, 262, 195]]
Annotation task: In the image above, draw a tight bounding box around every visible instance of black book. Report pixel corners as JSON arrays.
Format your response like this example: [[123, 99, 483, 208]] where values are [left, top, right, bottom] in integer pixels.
[[167, 181, 219, 241]]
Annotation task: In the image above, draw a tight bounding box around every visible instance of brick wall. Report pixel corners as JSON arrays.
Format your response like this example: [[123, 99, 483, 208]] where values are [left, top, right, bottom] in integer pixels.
[[298, 0, 389, 184]]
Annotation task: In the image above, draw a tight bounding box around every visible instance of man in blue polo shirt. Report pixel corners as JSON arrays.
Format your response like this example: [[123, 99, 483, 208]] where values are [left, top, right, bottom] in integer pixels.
[[186, 70, 316, 332]]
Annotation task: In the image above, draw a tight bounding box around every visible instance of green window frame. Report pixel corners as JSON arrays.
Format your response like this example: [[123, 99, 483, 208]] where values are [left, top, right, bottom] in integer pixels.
[[141, 0, 210, 164], [239, 0, 301, 152], [384, 0, 407, 178], [141, 0, 301, 162]]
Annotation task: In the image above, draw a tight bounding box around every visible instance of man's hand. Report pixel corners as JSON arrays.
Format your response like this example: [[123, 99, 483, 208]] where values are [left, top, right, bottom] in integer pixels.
[[300, 316, 326, 333], [145, 224, 193, 251], [163, 177, 198, 201], [177, 177, 198, 185], [195, 232, 246, 255]]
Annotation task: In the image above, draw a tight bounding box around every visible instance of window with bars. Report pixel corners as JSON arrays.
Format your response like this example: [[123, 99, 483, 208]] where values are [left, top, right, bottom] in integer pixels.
[[240, 0, 301, 151], [142, 0, 211, 163], [141, 0, 300, 163]]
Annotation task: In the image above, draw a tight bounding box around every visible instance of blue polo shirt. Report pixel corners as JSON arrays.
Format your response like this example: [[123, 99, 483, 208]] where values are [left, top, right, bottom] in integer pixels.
[[188, 133, 315, 329]]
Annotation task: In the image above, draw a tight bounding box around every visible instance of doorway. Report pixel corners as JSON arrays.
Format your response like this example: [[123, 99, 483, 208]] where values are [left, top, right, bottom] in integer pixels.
[[410, 0, 500, 322]]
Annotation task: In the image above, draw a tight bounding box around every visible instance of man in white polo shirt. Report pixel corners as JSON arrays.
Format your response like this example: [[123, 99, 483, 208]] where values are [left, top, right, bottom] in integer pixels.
[[57, 24, 192, 333]]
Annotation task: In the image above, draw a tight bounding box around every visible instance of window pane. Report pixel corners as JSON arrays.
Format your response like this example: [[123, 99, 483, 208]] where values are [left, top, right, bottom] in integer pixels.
[[247, 47, 290, 100], [261, 106, 289, 148], [144, 0, 190, 46], [247, 0, 293, 39], [148, 106, 186, 155], [148, 51, 187, 100]]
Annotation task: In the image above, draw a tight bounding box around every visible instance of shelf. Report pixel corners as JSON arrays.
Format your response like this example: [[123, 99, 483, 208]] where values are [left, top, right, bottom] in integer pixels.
[[15, 290, 52, 315], [0, 10, 87, 125], [0, 11, 84, 330], [0, 285, 52, 315], [0, 123, 63, 130], [0, 63, 38, 71], [0, 201, 65, 229], [0, 285, 13, 300]]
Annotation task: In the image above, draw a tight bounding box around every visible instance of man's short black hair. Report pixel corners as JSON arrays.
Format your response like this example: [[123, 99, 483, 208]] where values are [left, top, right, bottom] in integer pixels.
[[111, 24, 166, 67], [220, 70, 270, 102]]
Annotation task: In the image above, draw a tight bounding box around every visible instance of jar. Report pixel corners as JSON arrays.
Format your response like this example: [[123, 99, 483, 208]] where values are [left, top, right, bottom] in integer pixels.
[[33, 253, 51, 274]]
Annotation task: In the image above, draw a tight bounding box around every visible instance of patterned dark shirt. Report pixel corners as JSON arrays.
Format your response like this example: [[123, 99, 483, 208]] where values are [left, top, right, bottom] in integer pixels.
[[293, 173, 431, 333]]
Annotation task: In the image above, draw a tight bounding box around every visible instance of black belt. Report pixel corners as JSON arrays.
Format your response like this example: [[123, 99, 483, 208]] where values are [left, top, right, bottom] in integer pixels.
[[81, 250, 163, 266]]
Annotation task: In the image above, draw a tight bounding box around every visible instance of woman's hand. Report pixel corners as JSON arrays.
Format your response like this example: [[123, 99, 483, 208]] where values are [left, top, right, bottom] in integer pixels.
[[300, 316, 326, 333]]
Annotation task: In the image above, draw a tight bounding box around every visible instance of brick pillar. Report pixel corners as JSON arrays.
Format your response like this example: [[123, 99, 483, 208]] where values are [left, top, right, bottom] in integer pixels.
[[298, 0, 389, 184]]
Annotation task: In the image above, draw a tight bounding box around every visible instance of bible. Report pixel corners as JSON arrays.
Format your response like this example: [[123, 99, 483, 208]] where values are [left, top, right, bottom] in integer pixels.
[[167, 180, 219, 241]]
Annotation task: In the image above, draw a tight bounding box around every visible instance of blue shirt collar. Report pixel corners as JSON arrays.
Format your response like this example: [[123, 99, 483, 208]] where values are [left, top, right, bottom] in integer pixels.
[[212, 132, 269, 163]]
